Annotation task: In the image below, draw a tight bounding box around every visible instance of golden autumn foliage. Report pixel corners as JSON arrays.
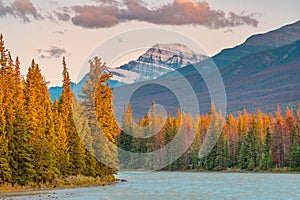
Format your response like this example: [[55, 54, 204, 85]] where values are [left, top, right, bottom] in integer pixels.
[[0, 35, 116, 187], [119, 102, 300, 171]]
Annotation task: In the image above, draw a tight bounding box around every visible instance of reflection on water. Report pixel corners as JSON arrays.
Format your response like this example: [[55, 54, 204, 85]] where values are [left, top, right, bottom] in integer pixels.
[[3, 171, 300, 200]]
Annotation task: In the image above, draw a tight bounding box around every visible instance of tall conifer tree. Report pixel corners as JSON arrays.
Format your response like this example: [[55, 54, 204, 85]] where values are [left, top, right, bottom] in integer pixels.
[[59, 57, 85, 175]]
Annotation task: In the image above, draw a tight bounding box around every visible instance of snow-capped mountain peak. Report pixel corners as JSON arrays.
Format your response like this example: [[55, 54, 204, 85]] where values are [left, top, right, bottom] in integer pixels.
[[136, 43, 205, 69], [110, 43, 207, 84]]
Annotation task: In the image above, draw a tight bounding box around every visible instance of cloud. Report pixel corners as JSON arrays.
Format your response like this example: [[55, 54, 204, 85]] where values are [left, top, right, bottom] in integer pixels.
[[71, 0, 259, 29], [72, 5, 120, 28], [49, 1, 58, 7], [38, 46, 67, 59], [0, 0, 42, 22], [53, 10, 70, 21], [0, 0, 259, 29], [13, 0, 43, 22], [224, 28, 233, 33], [54, 30, 65, 34], [0, 0, 15, 17], [93, 0, 119, 5]]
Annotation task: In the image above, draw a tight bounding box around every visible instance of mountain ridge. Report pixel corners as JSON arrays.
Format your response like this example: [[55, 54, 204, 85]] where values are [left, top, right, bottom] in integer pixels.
[[212, 20, 300, 69], [125, 38, 300, 117], [49, 20, 300, 114]]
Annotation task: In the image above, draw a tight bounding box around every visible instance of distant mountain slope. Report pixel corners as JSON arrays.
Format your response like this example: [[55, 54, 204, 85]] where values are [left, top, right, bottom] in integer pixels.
[[49, 43, 206, 101], [212, 20, 300, 69], [161, 20, 300, 80], [223, 39, 300, 113], [121, 39, 300, 117]]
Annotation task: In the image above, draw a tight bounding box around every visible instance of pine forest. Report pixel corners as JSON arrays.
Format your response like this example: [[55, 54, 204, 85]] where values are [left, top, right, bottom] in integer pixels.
[[0, 34, 300, 190]]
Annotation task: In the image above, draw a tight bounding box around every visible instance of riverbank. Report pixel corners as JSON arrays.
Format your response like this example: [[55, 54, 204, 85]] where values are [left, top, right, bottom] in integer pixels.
[[121, 168, 300, 174], [2, 171, 299, 200], [220, 168, 300, 174], [0, 175, 117, 198], [163, 168, 300, 174]]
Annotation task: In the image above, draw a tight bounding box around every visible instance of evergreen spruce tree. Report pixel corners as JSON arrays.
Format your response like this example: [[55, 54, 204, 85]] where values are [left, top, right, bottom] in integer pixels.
[[245, 117, 260, 170], [0, 35, 12, 184], [118, 104, 134, 168], [3, 52, 19, 184], [119, 104, 134, 151], [25, 60, 58, 183], [284, 108, 294, 166], [272, 106, 285, 168], [226, 114, 238, 168], [239, 142, 248, 169], [189, 115, 202, 169], [290, 126, 299, 170], [172, 116, 183, 170], [262, 127, 273, 170], [0, 76, 11, 184], [59, 57, 85, 175], [163, 112, 175, 170], [201, 103, 221, 170], [93, 58, 119, 173], [153, 109, 165, 169], [224, 139, 231, 169], [179, 114, 194, 170], [80, 56, 118, 174], [13, 57, 35, 185], [214, 132, 225, 170], [52, 98, 70, 176], [1, 42, 19, 184], [72, 99, 98, 177]]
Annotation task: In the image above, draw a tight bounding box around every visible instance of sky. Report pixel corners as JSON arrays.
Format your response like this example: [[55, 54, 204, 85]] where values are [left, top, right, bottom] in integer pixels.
[[0, 0, 299, 86]]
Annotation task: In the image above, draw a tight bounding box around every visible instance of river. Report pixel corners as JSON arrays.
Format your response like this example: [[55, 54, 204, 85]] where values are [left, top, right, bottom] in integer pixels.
[[2, 171, 300, 200]]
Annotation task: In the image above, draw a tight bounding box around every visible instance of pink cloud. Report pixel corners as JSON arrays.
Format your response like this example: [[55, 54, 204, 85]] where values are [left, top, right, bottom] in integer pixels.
[[72, 5, 119, 28], [13, 0, 42, 22], [71, 0, 258, 29]]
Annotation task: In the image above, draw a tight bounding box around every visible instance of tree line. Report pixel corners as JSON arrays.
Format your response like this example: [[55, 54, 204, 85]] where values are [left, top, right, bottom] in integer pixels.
[[0, 35, 118, 186], [1, 32, 299, 189], [119, 101, 300, 171]]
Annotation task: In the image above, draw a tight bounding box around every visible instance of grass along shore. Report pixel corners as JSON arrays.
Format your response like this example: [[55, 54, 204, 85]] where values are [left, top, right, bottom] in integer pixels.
[[0, 175, 117, 197]]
